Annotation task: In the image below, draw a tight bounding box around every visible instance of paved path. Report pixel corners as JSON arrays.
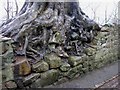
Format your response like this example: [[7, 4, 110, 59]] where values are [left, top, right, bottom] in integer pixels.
[[95, 75, 119, 88], [45, 61, 119, 88]]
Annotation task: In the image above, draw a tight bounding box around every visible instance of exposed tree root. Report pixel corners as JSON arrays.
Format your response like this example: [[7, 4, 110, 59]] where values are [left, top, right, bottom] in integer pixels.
[[0, 1, 101, 62]]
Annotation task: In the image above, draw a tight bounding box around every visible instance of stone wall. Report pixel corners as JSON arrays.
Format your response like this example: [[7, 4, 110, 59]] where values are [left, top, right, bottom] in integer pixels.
[[0, 36, 16, 89], [0, 25, 118, 89]]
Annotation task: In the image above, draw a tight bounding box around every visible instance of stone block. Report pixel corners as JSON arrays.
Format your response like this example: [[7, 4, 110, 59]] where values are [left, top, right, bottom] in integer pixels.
[[30, 78, 42, 88], [39, 69, 59, 87], [32, 61, 49, 73], [1, 65, 13, 83], [60, 62, 70, 72], [84, 47, 97, 56], [23, 73, 40, 86], [5, 81, 17, 88], [0, 83, 7, 89], [45, 53, 62, 68], [59, 71, 68, 77], [0, 36, 14, 83], [68, 55, 85, 66], [90, 39, 98, 45], [101, 26, 110, 32], [67, 64, 82, 79], [99, 32, 110, 37], [0, 36, 13, 65], [13, 56, 31, 76]]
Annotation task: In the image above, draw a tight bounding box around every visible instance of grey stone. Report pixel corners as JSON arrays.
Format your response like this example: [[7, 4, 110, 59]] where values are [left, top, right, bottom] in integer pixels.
[[0, 36, 14, 83], [82, 54, 89, 61], [30, 78, 42, 88], [59, 71, 68, 77], [100, 32, 109, 37], [23, 73, 40, 86], [0, 37, 13, 64], [101, 26, 110, 32], [84, 47, 96, 56], [74, 73, 81, 79], [1, 66, 13, 83], [68, 56, 82, 66], [68, 55, 87, 66], [88, 60, 96, 71], [90, 39, 98, 45], [82, 60, 88, 67], [32, 61, 49, 73], [82, 67, 89, 73], [67, 64, 82, 79], [0, 83, 7, 89], [60, 62, 70, 72], [5, 81, 17, 88], [45, 53, 62, 68], [87, 55, 95, 61], [39, 69, 59, 87]]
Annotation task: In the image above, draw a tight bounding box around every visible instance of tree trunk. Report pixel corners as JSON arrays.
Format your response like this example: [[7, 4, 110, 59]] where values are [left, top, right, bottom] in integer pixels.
[[0, 1, 100, 62]]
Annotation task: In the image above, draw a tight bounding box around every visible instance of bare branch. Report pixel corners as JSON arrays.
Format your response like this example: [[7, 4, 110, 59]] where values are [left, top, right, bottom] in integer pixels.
[[15, 0, 19, 15], [4, 7, 7, 12]]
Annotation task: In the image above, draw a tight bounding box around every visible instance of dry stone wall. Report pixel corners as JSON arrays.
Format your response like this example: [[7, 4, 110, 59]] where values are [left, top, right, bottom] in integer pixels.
[[0, 25, 119, 89]]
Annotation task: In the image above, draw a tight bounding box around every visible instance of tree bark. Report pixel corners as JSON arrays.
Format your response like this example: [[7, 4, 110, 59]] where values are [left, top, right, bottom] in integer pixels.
[[0, 1, 100, 62]]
